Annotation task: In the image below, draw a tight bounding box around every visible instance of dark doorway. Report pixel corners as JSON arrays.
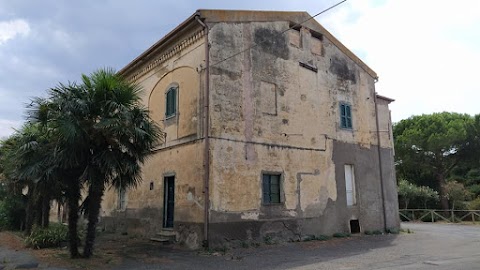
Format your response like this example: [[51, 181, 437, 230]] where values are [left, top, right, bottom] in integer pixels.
[[350, 219, 360, 234], [163, 176, 175, 228]]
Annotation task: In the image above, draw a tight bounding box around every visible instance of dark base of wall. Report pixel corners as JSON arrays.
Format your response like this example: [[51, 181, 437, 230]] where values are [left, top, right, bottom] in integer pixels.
[[99, 214, 398, 249]]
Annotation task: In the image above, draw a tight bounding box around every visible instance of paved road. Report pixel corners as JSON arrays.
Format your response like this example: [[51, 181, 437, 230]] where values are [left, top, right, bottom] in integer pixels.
[[118, 223, 480, 270]]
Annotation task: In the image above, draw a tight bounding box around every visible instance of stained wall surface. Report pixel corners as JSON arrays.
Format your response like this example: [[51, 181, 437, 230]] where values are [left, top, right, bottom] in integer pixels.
[[207, 19, 399, 243]]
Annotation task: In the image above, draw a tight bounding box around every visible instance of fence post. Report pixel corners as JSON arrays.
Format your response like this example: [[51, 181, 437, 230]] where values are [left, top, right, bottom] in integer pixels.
[[451, 209, 455, 223], [472, 212, 475, 223], [431, 210, 434, 223]]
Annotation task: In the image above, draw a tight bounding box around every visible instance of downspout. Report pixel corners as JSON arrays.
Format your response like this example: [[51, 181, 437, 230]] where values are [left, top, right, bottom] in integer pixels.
[[195, 15, 210, 248], [374, 89, 388, 231]]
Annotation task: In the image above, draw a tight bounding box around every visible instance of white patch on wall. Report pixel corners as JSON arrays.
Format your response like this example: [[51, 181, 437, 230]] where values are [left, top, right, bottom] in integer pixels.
[[187, 191, 203, 209], [259, 81, 277, 116], [241, 211, 259, 220]]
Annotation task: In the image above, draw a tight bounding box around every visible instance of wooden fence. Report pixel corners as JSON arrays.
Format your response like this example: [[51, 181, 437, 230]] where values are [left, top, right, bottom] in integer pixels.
[[399, 209, 480, 223]]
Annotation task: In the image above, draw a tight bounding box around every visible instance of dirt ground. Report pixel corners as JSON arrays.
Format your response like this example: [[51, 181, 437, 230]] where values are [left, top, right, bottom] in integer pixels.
[[0, 232, 177, 269]]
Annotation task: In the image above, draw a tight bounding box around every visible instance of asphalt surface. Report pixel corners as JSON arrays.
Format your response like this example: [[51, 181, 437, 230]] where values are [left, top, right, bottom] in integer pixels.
[[1, 223, 479, 269]]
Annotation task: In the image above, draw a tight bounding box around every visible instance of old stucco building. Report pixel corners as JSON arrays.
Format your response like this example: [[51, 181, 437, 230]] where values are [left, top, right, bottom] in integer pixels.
[[99, 10, 399, 248]]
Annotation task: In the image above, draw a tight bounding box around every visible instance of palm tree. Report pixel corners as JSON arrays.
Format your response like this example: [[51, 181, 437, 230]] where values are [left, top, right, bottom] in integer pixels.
[[79, 69, 161, 258], [0, 123, 66, 233], [30, 84, 93, 258], [31, 68, 161, 258]]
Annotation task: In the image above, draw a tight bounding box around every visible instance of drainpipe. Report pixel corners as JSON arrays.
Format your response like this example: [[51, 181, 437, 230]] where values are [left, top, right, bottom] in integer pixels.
[[195, 15, 210, 248], [374, 90, 388, 231]]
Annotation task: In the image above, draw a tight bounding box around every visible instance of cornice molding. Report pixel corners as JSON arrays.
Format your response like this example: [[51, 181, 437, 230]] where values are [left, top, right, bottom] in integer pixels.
[[128, 29, 205, 82]]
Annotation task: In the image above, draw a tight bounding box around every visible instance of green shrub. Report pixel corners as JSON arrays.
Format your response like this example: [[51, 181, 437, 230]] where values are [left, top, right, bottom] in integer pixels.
[[332, 232, 351, 238], [0, 196, 25, 230], [263, 235, 276, 245], [364, 230, 383, 235], [25, 223, 68, 249], [301, 235, 316, 242], [468, 197, 480, 210], [315, 235, 331, 241], [386, 228, 400, 234]]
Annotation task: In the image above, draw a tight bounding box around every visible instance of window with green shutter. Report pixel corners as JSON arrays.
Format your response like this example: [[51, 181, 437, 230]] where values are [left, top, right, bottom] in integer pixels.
[[340, 103, 352, 129], [262, 174, 281, 204], [165, 87, 177, 118]]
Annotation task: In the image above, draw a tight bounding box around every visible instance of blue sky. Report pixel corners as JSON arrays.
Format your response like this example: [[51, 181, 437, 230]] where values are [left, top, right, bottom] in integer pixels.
[[0, 0, 479, 138]]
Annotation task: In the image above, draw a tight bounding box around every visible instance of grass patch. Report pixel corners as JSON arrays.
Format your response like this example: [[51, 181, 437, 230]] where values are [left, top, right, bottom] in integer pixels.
[[25, 223, 68, 249], [332, 232, 351, 238], [400, 228, 414, 234], [364, 230, 383, 235]]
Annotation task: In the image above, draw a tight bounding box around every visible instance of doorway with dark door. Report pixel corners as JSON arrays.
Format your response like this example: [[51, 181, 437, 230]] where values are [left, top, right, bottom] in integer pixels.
[[163, 175, 175, 228]]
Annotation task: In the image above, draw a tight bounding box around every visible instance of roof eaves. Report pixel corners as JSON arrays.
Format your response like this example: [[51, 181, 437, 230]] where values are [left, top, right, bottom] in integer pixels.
[[118, 11, 199, 77], [376, 94, 395, 103]]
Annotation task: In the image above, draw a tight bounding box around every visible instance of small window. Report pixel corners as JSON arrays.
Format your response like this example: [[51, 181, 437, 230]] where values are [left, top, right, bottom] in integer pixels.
[[117, 188, 126, 210], [165, 87, 177, 118], [340, 103, 352, 129], [262, 174, 281, 204], [350, 219, 360, 234], [344, 164, 356, 206]]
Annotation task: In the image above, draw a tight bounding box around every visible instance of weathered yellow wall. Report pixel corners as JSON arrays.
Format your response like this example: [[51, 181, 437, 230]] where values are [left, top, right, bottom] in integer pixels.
[[100, 25, 206, 229], [210, 139, 336, 220], [149, 67, 200, 141]]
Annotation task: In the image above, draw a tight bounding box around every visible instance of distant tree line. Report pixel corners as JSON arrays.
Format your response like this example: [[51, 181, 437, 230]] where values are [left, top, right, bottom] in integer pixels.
[[394, 112, 480, 210]]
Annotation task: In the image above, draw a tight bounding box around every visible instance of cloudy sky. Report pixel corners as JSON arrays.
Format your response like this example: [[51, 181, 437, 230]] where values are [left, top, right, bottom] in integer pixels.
[[1, 0, 479, 138]]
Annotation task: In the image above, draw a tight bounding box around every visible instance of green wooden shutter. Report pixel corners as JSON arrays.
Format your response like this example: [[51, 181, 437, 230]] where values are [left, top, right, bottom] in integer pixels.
[[262, 175, 271, 203], [166, 88, 177, 117], [270, 175, 280, 203], [340, 104, 346, 128], [346, 105, 352, 128]]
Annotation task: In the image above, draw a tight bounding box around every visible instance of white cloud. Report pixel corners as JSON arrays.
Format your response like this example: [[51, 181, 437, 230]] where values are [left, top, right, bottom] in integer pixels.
[[0, 119, 22, 139], [0, 19, 30, 45], [320, 0, 480, 122]]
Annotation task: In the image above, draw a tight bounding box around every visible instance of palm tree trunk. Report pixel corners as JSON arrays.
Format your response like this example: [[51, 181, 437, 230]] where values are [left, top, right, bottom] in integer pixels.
[[35, 195, 43, 227], [83, 180, 104, 258], [24, 184, 36, 234], [66, 180, 81, 258], [41, 194, 51, 228]]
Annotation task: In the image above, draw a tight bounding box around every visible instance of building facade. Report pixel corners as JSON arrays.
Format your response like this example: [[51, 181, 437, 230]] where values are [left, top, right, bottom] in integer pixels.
[[99, 10, 399, 249]]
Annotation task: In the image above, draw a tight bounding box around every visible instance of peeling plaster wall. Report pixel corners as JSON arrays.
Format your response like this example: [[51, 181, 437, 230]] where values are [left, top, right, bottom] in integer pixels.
[[207, 20, 398, 244], [94, 16, 398, 249]]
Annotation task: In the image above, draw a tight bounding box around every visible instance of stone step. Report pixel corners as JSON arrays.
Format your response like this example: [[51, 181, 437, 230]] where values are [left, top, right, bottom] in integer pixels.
[[156, 230, 176, 237], [150, 237, 172, 243]]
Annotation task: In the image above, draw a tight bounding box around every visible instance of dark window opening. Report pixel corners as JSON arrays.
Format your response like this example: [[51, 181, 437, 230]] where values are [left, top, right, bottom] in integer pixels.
[[350, 219, 360, 234], [340, 103, 353, 129], [311, 30, 323, 41], [289, 22, 302, 32], [150, 181, 154, 190], [262, 174, 281, 204], [299, 61, 318, 73], [165, 87, 177, 118]]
